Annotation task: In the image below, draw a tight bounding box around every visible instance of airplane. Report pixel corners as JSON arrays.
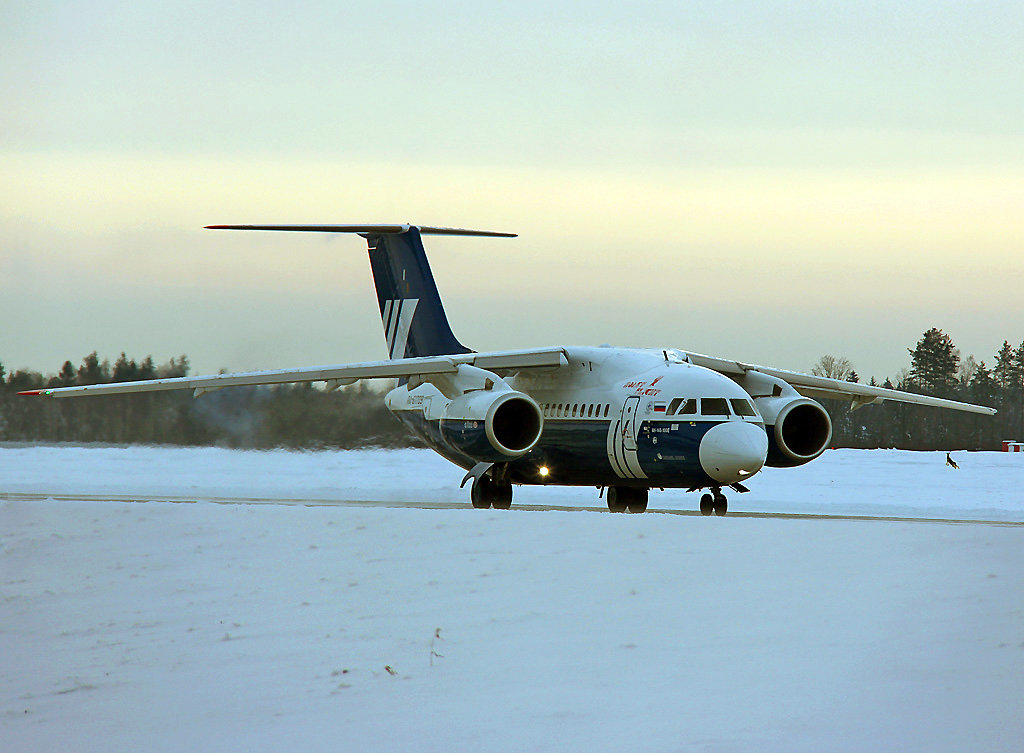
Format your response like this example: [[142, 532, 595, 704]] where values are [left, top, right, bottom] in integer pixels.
[[20, 224, 997, 515]]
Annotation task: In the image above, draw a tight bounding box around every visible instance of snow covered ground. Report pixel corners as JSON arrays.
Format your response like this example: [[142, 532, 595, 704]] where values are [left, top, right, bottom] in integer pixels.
[[3, 444, 1023, 519], [2, 446, 1023, 752]]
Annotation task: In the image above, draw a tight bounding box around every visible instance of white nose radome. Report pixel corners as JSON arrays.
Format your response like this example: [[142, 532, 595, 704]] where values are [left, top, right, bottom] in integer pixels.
[[698, 421, 769, 484]]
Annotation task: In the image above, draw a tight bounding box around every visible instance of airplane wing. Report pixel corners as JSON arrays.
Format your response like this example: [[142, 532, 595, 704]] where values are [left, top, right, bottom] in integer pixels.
[[18, 347, 568, 399], [682, 351, 997, 416]]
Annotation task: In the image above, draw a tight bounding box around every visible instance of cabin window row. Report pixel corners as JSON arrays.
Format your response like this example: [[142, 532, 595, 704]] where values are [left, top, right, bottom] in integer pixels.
[[541, 402, 612, 419], [667, 397, 758, 417]]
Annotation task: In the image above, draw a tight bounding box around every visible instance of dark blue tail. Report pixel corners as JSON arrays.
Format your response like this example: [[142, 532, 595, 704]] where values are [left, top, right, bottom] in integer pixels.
[[366, 227, 471, 359]]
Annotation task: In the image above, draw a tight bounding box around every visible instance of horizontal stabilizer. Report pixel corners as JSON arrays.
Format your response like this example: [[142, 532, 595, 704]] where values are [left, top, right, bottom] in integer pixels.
[[204, 224, 516, 237]]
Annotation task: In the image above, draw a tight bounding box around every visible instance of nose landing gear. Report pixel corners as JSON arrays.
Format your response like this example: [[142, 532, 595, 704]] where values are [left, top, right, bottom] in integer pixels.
[[699, 488, 728, 516]]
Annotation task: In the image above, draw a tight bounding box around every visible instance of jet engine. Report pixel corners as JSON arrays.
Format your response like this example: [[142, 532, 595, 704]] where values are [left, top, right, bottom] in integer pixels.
[[439, 389, 544, 462], [753, 396, 832, 467]]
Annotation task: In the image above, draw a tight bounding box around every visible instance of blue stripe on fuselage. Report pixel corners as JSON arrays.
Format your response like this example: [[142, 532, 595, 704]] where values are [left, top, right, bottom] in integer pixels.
[[394, 410, 753, 488]]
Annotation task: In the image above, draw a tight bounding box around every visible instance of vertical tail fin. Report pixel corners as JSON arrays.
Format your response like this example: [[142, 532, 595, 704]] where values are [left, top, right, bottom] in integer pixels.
[[366, 227, 470, 359], [203, 223, 515, 360]]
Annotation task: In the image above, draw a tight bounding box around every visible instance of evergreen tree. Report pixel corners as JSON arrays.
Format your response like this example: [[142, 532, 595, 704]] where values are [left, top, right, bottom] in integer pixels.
[[908, 328, 959, 397], [993, 341, 1015, 391], [113, 353, 139, 382], [139, 356, 156, 380], [969, 361, 997, 406], [58, 361, 76, 386], [1013, 341, 1024, 391], [77, 352, 110, 385]]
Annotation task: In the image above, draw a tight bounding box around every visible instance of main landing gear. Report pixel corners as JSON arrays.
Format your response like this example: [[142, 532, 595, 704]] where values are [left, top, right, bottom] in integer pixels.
[[606, 486, 648, 514], [470, 474, 513, 510], [699, 488, 728, 516]]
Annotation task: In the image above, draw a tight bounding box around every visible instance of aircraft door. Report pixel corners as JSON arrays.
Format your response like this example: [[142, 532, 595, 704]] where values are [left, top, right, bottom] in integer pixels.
[[620, 396, 641, 451]]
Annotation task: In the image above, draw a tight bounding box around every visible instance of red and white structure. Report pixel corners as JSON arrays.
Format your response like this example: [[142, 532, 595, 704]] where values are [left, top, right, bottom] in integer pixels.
[[1002, 440, 1024, 452]]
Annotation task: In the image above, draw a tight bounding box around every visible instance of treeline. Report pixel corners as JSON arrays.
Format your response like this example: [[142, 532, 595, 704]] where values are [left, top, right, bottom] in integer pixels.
[[0, 352, 420, 449], [2, 329, 1022, 450], [816, 329, 1024, 450]]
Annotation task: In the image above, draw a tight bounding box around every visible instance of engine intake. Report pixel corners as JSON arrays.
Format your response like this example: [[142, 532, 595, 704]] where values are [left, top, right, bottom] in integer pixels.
[[753, 396, 832, 467], [440, 390, 543, 462]]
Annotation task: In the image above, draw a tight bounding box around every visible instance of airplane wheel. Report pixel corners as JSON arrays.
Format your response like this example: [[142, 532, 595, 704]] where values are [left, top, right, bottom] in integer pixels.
[[607, 487, 628, 513], [713, 493, 728, 516], [626, 489, 648, 513], [470, 476, 493, 509], [700, 493, 714, 516], [492, 483, 513, 510]]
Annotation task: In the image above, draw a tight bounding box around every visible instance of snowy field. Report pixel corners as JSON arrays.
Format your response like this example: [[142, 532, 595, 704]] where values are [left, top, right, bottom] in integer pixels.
[[2, 446, 1023, 752], [3, 444, 1024, 520]]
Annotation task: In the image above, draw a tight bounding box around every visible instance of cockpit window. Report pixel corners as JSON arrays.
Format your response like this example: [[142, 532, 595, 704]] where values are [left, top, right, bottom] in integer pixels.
[[700, 398, 729, 416], [730, 398, 758, 417], [676, 398, 697, 415]]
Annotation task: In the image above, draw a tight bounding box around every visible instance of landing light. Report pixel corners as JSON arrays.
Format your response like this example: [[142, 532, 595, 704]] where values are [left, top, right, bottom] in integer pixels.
[[538, 466, 550, 477], [737, 469, 751, 476]]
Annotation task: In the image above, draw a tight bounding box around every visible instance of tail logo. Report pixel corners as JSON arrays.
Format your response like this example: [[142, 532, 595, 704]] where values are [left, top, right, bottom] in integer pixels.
[[382, 298, 419, 359]]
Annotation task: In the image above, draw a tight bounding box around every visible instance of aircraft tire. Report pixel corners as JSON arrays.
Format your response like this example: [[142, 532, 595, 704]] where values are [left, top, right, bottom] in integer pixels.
[[626, 489, 648, 513], [713, 493, 728, 516], [492, 483, 513, 510], [471, 477, 493, 509], [700, 493, 714, 516], [607, 486, 628, 513]]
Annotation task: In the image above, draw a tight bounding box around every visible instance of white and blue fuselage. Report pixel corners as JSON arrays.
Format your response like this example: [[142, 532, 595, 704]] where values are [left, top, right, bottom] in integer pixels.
[[387, 345, 769, 490]]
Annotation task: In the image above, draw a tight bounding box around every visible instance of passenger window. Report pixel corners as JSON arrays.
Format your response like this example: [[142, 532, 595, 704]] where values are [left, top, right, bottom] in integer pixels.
[[701, 398, 729, 416], [588, 404, 594, 417], [604, 404, 610, 417], [730, 398, 757, 417], [572, 404, 578, 417], [676, 399, 697, 415]]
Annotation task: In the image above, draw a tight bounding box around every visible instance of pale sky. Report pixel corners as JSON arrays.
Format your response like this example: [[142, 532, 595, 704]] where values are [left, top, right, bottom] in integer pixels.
[[2, 1, 1023, 383]]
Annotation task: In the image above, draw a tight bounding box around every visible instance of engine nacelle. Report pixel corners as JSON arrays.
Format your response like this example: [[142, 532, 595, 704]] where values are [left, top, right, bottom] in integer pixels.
[[753, 396, 832, 468], [439, 389, 544, 462]]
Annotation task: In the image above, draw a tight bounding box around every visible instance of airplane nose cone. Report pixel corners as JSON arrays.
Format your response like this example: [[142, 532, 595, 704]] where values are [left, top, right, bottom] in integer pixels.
[[699, 421, 769, 484]]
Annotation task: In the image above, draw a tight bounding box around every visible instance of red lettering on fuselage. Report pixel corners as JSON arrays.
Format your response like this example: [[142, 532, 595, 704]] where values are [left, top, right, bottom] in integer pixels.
[[622, 380, 663, 397]]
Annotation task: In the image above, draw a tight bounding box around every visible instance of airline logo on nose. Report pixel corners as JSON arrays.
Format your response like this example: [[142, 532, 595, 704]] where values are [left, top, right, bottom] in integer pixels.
[[382, 298, 419, 359]]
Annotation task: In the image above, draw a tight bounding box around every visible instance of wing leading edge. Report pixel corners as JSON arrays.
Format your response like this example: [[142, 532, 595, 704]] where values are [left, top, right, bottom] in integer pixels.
[[18, 347, 568, 399], [682, 351, 997, 416]]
